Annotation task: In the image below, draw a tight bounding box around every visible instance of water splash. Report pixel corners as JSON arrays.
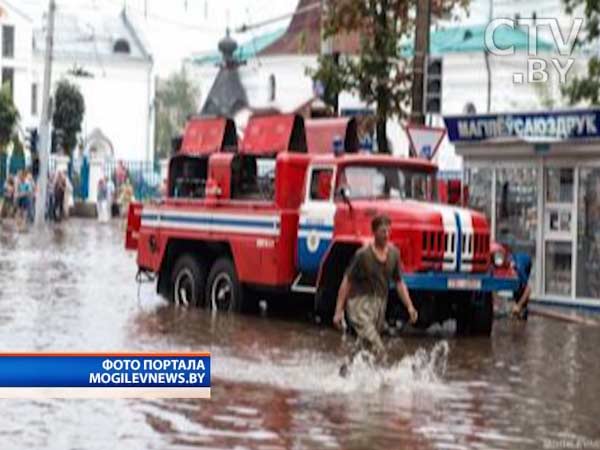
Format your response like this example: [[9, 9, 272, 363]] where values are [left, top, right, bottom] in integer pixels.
[[213, 341, 451, 396]]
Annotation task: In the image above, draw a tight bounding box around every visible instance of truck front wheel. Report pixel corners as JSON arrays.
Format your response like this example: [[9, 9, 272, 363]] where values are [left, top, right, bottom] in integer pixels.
[[205, 257, 243, 312], [470, 292, 493, 336], [455, 292, 493, 336], [171, 254, 207, 307]]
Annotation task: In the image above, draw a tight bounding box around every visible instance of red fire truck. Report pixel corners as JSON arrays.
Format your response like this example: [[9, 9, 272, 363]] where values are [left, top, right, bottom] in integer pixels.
[[126, 114, 519, 335]]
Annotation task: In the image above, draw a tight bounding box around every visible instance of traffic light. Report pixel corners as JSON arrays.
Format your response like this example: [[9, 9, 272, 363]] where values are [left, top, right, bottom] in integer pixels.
[[26, 128, 40, 179], [26, 127, 38, 153], [425, 56, 443, 114], [52, 129, 64, 153]]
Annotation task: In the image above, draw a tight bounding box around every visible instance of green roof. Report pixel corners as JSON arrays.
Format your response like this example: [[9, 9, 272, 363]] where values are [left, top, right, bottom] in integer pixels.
[[402, 24, 555, 56], [191, 28, 286, 65]]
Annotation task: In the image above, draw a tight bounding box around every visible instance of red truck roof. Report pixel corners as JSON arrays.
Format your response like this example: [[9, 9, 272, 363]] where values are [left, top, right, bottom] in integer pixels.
[[305, 117, 359, 154], [240, 114, 307, 155], [180, 117, 237, 156]]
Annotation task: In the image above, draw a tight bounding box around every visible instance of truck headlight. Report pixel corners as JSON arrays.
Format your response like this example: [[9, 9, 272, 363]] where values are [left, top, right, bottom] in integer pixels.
[[493, 251, 505, 267]]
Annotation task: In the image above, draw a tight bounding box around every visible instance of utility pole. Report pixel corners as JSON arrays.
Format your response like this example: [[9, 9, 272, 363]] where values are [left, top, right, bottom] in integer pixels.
[[410, 0, 431, 126], [319, 0, 339, 114], [485, 0, 494, 112], [34, 0, 56, 227]]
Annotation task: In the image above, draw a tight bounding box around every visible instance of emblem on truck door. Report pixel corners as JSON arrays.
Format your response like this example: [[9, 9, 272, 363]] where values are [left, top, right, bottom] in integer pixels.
[[307, 230, 320, 253]]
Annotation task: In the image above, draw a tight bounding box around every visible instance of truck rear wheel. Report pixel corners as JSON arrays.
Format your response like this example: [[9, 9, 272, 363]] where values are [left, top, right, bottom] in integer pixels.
[[205, 257, 243, 312], [171, 254, 207, 307]]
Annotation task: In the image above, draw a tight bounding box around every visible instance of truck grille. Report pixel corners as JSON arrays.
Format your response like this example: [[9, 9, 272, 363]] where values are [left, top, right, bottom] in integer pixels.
[[422, 230, 489, 272]]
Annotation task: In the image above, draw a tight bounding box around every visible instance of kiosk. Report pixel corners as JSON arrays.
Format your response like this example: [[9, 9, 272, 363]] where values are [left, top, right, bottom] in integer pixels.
[[445, 109, 600, 309]]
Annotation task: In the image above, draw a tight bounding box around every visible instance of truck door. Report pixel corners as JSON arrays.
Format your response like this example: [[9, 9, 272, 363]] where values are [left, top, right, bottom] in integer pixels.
[[297, 166, 336, 274]]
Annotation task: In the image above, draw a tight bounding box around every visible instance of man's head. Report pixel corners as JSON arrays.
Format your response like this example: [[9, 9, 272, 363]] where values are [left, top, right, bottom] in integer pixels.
[[371, 214, 391, 246]]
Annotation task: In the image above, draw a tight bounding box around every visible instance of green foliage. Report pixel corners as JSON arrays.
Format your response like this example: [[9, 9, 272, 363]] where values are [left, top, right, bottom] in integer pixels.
[[562, 0, 600, 105], [563, 56, 600, 105], [9, 135, 25, 175], [52, 80, 85, 155], [0, 84, 19, 151], [155, 68, 200, 159], [310, 0, 468, 152]]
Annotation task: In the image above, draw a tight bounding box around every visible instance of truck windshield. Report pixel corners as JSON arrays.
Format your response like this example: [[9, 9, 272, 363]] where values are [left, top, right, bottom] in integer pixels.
[[338, 165, 437, 201]]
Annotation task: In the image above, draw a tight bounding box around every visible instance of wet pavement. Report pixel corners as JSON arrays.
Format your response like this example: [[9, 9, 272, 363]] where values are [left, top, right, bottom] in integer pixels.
[[0, 218, 599, 450]]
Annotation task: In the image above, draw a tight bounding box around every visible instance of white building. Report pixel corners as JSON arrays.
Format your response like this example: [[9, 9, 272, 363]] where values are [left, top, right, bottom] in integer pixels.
[[0, 1, 155, 162], [32, 6, 155, 162], [0, 0, 35, 137]]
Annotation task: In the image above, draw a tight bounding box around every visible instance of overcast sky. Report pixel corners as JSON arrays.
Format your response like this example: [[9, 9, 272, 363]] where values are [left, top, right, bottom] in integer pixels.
[[19, 0, 300, 76]]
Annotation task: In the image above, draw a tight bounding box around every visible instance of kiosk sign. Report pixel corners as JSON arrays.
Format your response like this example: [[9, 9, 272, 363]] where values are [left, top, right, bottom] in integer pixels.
[[444, 110, 600, 143]]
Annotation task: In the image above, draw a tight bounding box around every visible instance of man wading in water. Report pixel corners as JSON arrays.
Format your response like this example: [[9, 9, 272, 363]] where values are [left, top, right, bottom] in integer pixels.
[[333, 214, 418, 375]]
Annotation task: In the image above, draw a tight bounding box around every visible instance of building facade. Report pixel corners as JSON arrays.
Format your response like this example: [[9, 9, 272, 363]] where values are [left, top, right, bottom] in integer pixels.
[[0, 1, 155, 162], [32, 6, 155, 162], [0, 1, 35, 135]]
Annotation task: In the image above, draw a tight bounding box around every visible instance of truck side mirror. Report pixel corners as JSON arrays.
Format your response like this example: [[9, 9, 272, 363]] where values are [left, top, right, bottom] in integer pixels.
[[338, 186, 350, 200], [337, 186, 352, 211]]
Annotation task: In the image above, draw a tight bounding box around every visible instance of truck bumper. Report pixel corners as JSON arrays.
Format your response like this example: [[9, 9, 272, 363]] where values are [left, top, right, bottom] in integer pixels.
[[403, 272, 519, 292]]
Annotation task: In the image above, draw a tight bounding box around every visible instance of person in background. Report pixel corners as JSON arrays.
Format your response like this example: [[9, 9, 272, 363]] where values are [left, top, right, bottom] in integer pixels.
[[106, 176, 116, 217], [47, 172, 56, 221], [96, 177, 109, 223], [1, 175, 16, 221], [15, 171, 31, 229], [54, 171, 66, 222], [119, 178, 134, 218], [63, 173, 74, 219], [25, 171, 36, 223], [511, 252, 532, 320], [333, 214, 418, 375]]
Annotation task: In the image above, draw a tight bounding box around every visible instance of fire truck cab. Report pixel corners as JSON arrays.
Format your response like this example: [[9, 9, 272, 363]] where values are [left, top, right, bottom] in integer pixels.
[[126, 113, 519, 336]]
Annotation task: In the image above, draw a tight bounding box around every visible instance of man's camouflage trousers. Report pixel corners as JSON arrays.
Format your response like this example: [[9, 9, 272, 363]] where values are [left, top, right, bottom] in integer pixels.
[[346, 294, 387, 359]]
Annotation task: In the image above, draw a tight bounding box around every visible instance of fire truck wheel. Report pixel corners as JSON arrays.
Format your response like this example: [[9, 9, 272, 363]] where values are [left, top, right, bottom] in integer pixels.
[[171, 254, 207, 307], [314, 287, 336, 325], [455, 299, 471, 336], [205, 258, 243, 312], [469, 292, 493, 336]]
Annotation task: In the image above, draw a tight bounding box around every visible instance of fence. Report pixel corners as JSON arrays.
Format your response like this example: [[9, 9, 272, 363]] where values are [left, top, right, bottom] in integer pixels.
[[103, 160, 162, 202], [0, 151, 163, 204]]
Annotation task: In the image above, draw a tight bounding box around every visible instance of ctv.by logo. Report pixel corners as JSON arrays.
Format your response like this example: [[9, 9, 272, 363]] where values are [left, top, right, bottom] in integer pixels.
[[485, 18, 583, 84]]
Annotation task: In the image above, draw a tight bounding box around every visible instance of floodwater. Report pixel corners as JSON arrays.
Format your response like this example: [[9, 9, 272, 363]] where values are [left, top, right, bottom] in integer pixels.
[[0, 219, 599, 450]]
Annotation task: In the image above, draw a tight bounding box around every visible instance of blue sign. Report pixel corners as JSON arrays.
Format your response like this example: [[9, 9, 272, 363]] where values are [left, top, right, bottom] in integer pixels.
[[0, 353, 211, 388], [420, 145, 432, 159], [444, 109, 600, 143]]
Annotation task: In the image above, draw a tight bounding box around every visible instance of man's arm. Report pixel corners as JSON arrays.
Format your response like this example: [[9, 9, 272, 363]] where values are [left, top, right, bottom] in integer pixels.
[[333, 275, 351, 329], [513, 284, 532, 315], [396, 279, 418, 324]]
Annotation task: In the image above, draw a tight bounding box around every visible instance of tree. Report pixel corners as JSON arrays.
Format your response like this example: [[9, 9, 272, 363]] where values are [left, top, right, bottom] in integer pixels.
[[0, 84, 19, 186], [52, 79, 85, 155], [310, 0, 466, 153], [562, 0, 600, 104], [0, 84, 19, 150], [155, 68, 200, 159]]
